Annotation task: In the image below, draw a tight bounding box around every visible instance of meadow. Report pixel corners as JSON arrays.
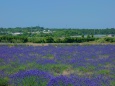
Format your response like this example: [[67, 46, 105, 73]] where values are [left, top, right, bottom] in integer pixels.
[[0, 44, 115, 86]]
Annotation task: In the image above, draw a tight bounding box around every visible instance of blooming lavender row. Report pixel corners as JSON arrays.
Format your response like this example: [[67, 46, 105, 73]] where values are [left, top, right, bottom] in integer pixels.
[[9, 69, 114, 86]]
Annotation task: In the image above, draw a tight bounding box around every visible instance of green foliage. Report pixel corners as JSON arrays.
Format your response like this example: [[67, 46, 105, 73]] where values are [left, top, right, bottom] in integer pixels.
[[0, 77, 9, 86], [22, 76, 47, 86], [49, 64, 68, 74], [0, 27, 115, 37], [96, 38, 106, 43], [82, 34, 84, 38], [0, 58, 4, 63], [11, 76, 48, 86], [63, 37, 74, 43], [77, 66, 95, 73], [0, 36, 28, 43], [54, 38, 62, 43], [96, 37, 115, 43], [87, 34, 90, 38], [0, 25, 114, 44], [91, 34, 94, 38], [45, 36, 54, 43], [97, 70, 110, 75], [0, 32, 114, 43], [104, 37, 115, 42], [28, 37, 45, 43], [110, 80, 115, 86], [26, 62, 69, 75]]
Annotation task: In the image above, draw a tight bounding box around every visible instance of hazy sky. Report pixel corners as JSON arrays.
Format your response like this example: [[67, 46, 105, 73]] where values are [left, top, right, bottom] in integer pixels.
[[0, 0, 115, 28]]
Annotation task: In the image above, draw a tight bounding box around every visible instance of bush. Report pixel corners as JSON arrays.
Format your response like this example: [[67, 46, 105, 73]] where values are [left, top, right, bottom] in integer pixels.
[[104, 37, 115, 42], [96, 38, 106, 43]]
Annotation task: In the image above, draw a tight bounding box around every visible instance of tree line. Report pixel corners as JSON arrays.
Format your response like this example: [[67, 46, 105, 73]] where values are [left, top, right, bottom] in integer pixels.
[[0, 26, 115, 37], [0, 35, 115, 43]]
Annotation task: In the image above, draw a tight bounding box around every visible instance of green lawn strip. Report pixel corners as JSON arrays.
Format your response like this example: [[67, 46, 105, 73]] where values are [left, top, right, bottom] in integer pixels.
[[0, 63, 27, 75], [42, 54, 54, 59], [97, 69, 110, 75], [74, 66, 96, 76], [77, 66, 95, 72], [22, 76, 47, 86]]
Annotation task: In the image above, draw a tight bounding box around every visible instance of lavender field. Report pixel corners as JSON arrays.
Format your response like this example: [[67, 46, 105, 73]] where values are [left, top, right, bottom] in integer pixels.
[[0, 44, 115, 86]]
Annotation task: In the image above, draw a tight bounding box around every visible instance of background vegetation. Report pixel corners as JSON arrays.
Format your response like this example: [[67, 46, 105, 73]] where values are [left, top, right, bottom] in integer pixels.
[[0, 26, 115, 43]]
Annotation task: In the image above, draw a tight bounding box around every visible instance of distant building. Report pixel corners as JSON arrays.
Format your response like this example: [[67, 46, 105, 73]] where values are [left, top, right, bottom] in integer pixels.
[[43, 30, 52, 33], [108, 34, 114, 37], [12, 32, 23, 35]]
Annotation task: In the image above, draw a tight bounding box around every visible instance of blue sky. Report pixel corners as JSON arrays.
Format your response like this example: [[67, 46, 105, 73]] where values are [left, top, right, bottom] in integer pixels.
[[0, 0, 115, 28]]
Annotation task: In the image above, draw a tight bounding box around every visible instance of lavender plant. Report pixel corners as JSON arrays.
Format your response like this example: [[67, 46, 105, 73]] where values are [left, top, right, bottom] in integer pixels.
[[10, 69, 53, 86]]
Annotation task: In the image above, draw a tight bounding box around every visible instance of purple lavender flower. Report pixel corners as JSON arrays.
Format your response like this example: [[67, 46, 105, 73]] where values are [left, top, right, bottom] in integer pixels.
[[47, 75, 74, 86], [10, 69, 53, 86]]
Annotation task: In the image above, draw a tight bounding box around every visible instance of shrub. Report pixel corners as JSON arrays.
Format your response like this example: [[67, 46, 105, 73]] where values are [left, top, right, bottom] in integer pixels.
[[96, 38, 106, 43]]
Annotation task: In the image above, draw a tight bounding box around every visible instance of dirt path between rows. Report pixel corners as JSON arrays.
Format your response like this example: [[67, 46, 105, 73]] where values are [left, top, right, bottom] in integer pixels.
[[0, 42, 115, 46]]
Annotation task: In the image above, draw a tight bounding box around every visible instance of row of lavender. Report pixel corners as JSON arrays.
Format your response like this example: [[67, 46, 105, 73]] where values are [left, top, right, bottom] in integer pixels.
[[0, 45, 115, 86]]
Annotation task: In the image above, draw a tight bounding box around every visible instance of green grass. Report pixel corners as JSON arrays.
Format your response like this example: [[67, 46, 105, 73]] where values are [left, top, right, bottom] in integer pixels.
[[110, 80, 115, 86], [36, 64, 70, 75], [0, 77, 9, 86], [77, 66, 95, 73], [42, 54, 54, 59], [22, 76, 47, 86], [0, 58, 4, 63], [11, 76, 48, 86], [26, 62, 70, 75], [97, 69, 110, 75]]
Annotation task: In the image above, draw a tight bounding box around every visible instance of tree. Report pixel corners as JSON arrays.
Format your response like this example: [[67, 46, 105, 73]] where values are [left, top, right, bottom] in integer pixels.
[[82, 34, 84, 38], [45, 36, 54, 43], [91, 34, 94, 38], [87, 34, 90, 38]]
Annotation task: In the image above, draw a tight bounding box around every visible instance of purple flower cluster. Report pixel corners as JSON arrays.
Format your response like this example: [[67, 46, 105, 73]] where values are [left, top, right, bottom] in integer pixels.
[[10, 69, 53, 86], [47, 75, 74, 86]]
